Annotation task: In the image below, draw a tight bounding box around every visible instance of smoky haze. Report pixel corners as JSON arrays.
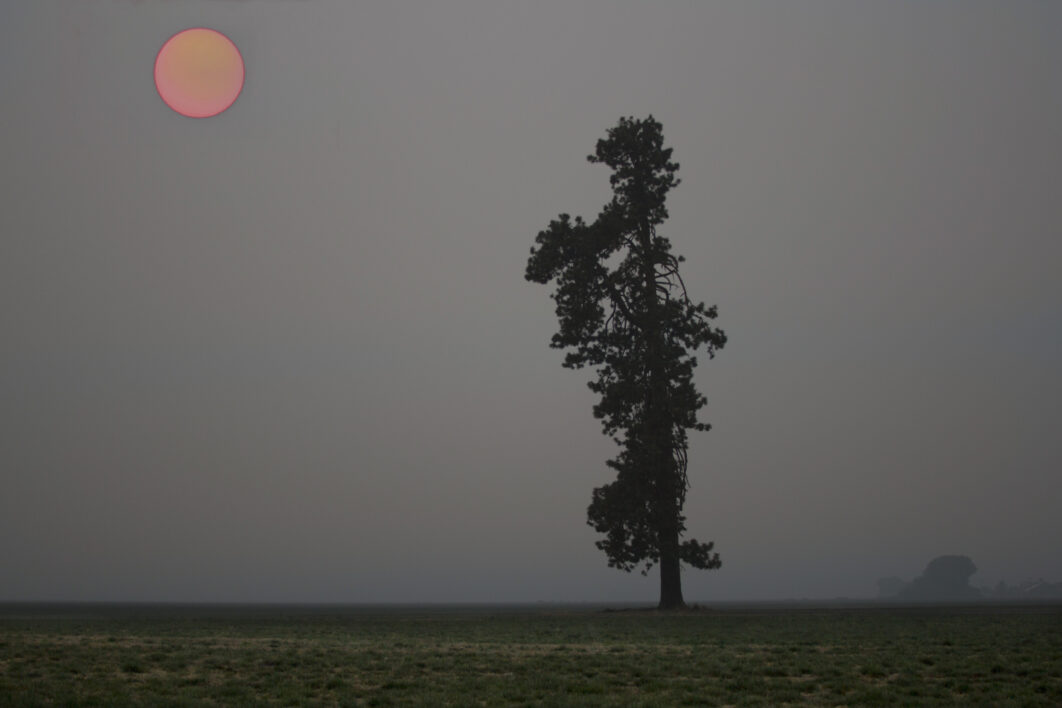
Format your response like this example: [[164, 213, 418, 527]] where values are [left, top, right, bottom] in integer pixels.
[[1, 1, 1060, 603]]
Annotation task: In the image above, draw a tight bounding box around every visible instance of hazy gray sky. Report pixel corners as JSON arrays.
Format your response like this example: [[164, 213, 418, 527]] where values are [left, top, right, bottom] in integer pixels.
[[2, 1, 1060, 603]]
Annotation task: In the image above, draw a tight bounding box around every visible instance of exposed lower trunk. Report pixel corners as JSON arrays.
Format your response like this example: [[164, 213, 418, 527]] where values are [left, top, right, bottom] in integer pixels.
[[658, 531, 686, 610]]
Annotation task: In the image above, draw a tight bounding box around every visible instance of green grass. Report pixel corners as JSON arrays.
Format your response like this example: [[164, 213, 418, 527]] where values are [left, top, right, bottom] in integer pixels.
[[1, 602, 1060, 705]]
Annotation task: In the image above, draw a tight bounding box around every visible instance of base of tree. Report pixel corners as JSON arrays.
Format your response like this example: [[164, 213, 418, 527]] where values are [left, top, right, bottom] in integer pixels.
[[602, 603, 710, 614]]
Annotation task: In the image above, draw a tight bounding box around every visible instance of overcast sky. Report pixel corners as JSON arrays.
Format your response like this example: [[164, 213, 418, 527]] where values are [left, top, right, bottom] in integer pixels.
[[2, 1, 1059, 603]]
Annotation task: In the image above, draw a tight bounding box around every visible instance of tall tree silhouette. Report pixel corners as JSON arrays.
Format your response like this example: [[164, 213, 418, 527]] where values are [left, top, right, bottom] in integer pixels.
[[526, 116, 727, 609]]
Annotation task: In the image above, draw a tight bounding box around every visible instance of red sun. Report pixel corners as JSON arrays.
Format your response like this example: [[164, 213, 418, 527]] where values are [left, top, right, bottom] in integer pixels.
[[155, 28, 244, 118]]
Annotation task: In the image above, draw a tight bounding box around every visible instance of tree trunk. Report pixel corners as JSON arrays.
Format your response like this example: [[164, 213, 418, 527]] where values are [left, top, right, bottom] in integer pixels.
[[658, 535, 686, 610], [636, 213, 687, 611]]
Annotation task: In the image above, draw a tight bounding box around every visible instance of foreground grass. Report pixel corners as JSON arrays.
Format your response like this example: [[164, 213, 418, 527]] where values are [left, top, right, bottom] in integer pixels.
[[1, 603, 1060, 706]]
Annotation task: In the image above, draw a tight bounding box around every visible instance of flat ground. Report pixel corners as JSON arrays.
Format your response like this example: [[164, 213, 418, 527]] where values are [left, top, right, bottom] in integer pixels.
[[1, 602, 1059, 706]]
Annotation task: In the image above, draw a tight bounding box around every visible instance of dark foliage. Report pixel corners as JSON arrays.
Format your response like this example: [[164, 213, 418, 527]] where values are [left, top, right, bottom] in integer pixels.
[[525, 117, 726, 606], [896, 555, 982, 602]]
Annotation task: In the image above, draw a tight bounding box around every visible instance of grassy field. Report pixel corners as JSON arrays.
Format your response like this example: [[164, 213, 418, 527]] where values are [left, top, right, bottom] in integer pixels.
[[1, 602, 1060, 706]]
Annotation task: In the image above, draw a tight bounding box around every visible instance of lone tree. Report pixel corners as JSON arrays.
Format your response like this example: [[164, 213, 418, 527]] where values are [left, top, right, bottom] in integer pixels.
[[526, 116, 726, 609]]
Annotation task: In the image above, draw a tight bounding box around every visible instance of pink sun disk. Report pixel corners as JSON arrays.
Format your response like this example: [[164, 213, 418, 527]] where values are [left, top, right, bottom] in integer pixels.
[[155, 28, 244, 118]]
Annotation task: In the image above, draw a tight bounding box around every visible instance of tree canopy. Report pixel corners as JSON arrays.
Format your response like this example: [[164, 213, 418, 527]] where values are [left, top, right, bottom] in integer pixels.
[[525, 116, 726, 608]]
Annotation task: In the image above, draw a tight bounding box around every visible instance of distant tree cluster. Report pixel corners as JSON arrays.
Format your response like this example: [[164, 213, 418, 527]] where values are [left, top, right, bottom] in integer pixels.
[[876, 555, 1062, 602], [894, 555, 981, 602]]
